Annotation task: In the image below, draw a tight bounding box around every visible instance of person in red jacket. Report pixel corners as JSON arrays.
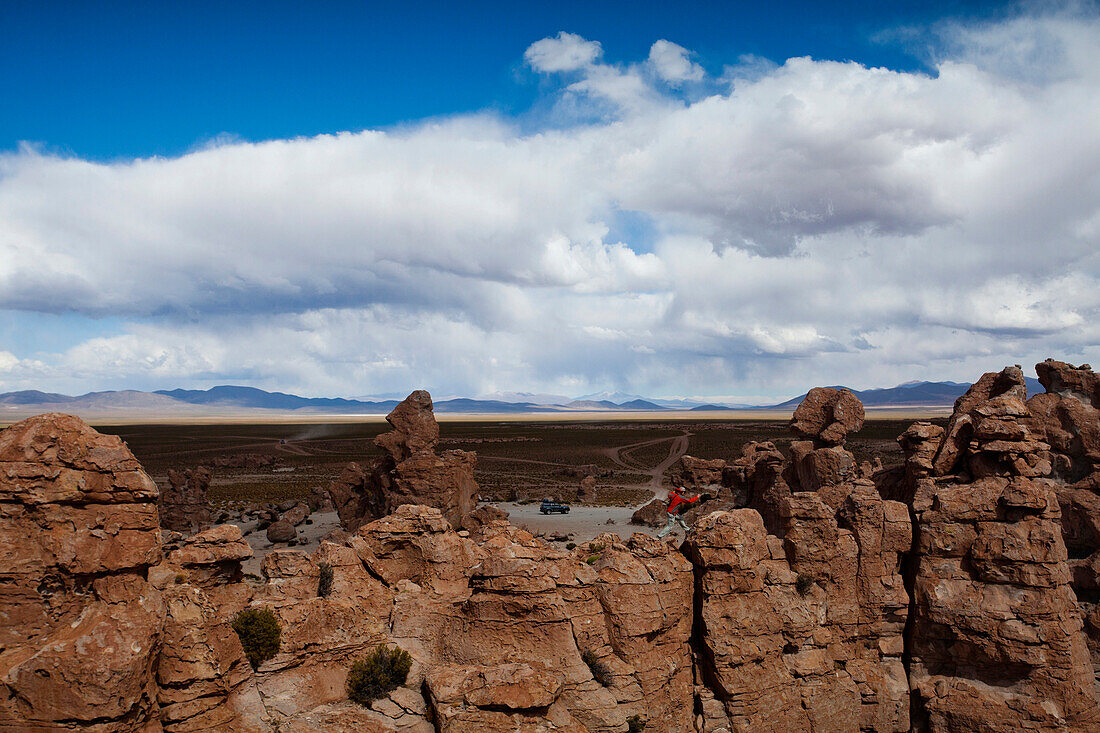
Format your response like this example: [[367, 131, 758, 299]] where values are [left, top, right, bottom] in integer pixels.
[[656, 485, 701, 538]]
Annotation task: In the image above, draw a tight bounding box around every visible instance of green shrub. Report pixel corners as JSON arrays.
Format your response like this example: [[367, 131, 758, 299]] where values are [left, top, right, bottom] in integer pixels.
[[627, 715, 646, 732], [565, 542, 577, 550], [232, 607, 281, 669], [585, 554, 599, 565], [581, 648, 612, 687], [318, 562, 334, 597], [347, 645, 413, 705], [795, 572, 815, 597], [588, 542, 605, 552]]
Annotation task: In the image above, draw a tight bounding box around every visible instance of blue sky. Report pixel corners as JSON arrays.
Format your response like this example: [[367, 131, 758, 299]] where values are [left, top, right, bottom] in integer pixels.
[[3, 1, 1009, 159], [1, 1, 1098, 401]]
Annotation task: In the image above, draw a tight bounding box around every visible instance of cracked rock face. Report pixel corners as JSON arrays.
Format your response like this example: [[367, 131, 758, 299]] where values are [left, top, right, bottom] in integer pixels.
[[161, 466, 213, 534], [0, 413, 165, 731], [688, 488, 911, 733]]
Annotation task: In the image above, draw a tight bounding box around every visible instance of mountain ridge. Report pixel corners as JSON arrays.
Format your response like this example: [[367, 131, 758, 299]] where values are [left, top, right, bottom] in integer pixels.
[[0, 378, 1046, 417]]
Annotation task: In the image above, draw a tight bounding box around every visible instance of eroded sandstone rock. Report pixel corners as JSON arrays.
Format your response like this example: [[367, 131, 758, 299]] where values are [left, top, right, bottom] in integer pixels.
[[790, 387, 866, 446], [329, 391, 479, 530], [0, 413, 165, 731], [161, 466, 213, 533]]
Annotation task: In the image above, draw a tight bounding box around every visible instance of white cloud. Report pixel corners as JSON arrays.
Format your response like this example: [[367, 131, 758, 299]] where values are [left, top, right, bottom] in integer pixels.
[[524, 31, 602, 73], [648, 40, 705, 84], [1, 8, 1099, 399]]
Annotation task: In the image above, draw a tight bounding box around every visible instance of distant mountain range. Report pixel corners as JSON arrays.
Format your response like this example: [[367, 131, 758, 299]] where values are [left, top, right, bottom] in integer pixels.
[[767, 378, 1043, 409], [0, 378, 1047, 419]]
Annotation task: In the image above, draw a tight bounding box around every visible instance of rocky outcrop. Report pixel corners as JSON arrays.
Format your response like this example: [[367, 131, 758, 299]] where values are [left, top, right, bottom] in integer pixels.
[[0, 413, 165, 731], [6, 362, 1100, 733], [577, 474, 598, 503], [790, 387, 866, 446], [906, 475, 1098, 731], [1021, 359, 1100, 692], [784, 388, 863, 510], [330, 391, 479, 530], [161, 465, 213, 533], [898, 363, 1100, 731], [689, 489, 911, 732], [459, 503, 509, 536]]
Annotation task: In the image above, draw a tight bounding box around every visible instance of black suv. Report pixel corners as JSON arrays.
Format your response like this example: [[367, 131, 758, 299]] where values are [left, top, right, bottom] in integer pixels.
[[539, 499, 571, 515]]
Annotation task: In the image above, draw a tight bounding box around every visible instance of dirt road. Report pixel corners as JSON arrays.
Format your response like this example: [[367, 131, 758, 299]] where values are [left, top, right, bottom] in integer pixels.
[[602, 429, 690, 488], [498, 500, 655, 544]]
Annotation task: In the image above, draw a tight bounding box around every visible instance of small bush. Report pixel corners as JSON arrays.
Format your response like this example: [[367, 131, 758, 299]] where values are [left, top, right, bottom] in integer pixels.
[[174, 573, 187, 584], [232, 607, 281, 670], [627, 715, 646, 732], [318, 562, 334, 597], [581, 648, 612, 687], [585, 554, 599, 565], [565, 542, 577, 550], [795, 572, 815, 597], [588, 542, 605, 552], [347, 645, 413, 705]]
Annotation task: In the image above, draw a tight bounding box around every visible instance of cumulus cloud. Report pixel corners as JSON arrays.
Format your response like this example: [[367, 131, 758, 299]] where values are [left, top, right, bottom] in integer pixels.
[[1, 7, 1099, 399], [524, 31, 602, 73], [647, 40, 705, 84]]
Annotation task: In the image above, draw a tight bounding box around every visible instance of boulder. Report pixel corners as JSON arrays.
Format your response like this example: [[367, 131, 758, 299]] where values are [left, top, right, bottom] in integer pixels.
[[267, 519, 297, 543], [630, 498, 665, 527], [282, 502, 310, 526], [789, 387, 865, 446]]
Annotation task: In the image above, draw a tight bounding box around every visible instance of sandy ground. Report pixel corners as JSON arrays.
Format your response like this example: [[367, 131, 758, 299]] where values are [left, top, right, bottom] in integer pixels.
[[494, 499, 662, 544], [240, 510, 341, 576], [237, 500, 669, 574]]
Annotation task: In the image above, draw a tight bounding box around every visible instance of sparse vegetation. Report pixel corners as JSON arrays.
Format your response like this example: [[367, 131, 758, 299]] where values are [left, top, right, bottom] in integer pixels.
[[99, 418, 918, 510], [346, 645, 413, 705], [318, 562, 334, 597], [796, 572, 815, 596], [566, 542, 577, 550], [581, 648, 613, 687], [174, 573, 186, 584], [586, 554, 599, 565], [231, 607, 281, 669], [588, 542, 605, 552], [627, 715, 646, 732]]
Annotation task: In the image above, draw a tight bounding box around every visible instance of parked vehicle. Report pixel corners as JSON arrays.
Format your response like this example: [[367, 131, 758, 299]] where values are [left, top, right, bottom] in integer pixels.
[[539, 498, 570, 515]]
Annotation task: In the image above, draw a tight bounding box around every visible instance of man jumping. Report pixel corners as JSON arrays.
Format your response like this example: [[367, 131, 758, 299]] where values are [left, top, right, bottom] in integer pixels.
[[656, 485, 703, 539]]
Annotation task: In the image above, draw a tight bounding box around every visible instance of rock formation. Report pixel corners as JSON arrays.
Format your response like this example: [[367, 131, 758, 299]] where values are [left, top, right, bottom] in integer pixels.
[[0, 413, 165, 730], [1022, 359, 1100, 693], [789, 386, 866, 446], [4, 362, 1100, 732], [328, 390, 479, 530], [577, 474, 598, 503], [161, 465, 213, 533]]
